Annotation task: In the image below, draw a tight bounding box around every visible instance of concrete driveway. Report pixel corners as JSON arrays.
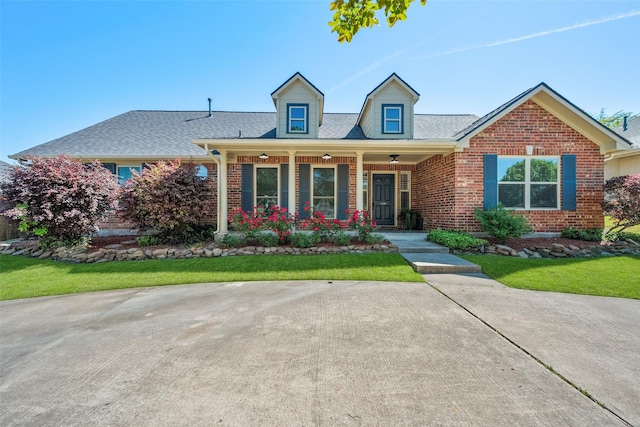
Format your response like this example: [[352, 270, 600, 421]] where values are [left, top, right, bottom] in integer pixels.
[[0, 280, 635, 426]]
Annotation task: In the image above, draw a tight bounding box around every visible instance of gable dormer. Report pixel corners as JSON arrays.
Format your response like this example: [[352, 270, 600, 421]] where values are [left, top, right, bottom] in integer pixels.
[[271, 72, 324, 139], [357, 73, 420, 139]]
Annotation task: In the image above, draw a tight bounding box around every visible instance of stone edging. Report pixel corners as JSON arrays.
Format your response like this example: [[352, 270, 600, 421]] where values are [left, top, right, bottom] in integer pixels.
[[0, 240, 399, 263], [454, 241, 640, 258]]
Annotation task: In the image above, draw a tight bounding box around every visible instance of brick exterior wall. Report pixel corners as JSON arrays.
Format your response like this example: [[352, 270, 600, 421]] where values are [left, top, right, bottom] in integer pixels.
[[418, 100, 604, 232]]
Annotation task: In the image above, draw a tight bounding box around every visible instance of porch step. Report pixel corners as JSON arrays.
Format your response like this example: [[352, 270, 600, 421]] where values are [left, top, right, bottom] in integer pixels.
[[401, 253, 482, 274]]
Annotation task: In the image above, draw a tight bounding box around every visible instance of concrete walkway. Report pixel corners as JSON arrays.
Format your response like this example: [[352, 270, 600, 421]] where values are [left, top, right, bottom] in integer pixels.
[[1, 279, 635, 426], [382, 232, 482, 274]]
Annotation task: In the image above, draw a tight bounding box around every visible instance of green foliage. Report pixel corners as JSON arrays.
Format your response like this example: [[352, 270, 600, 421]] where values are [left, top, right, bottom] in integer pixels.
[[290, 232, 321, 248], [593, 109, 638, 129], [561, 227, 603, 242], [400, 209, 422, 230], [364, 232, 384, 244], [329, 0, 427, 42], [604, 230, 640, 243], [428, 229, 487, 250], [333, 231, 351, 246], [300, 201, 343, 242], [474, 204, 534, 243], [119, 160, 214, 244], [229, 205, 294, 244], [0, 156, 119, 247], [346, 209, 378, 242], [222, 233, 245, 248], [137, 235, 159, 247], [256, 232, 279, 247]]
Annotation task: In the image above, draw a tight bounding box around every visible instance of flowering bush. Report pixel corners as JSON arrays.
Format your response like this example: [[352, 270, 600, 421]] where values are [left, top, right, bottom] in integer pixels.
[[229, 205, 294, 244], [346, 209, 378, 242], [300, 201, 343, 241], [1, 156, 119, 247]]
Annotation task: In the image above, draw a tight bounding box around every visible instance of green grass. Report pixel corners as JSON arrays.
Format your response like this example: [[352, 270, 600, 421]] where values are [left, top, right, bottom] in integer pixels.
[[460, 254, 640, 299], [605, 216, 640, 234], [0, 253, 423, 300]]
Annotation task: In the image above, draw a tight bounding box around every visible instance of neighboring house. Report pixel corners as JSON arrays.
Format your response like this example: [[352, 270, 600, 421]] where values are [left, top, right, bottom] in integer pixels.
[[0, 160, 19, 240], [0, 160, 14, 184], [11, 72, 632, 234], [606, 116, 640, 180]]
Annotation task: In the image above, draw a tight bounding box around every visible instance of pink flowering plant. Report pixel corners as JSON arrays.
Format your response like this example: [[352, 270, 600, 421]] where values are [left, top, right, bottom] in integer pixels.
[[229, 205, 294, 244], [346, 209, 379, 242], [300, 201, 343, 242]]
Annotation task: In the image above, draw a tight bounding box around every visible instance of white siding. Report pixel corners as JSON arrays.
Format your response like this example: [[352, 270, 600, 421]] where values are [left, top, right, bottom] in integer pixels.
[[275, 81, 320, 139], [359, 80, 414, 139], [605, 152, 640, 180]]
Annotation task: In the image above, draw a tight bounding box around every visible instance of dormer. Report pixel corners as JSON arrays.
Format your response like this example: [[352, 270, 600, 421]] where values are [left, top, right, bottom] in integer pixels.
[[357, 73, 420, 139], [271, 72, 324, 139]]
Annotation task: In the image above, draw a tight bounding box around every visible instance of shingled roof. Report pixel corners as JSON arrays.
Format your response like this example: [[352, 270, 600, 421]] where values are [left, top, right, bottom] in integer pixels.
[[11, 111, 478, 159]]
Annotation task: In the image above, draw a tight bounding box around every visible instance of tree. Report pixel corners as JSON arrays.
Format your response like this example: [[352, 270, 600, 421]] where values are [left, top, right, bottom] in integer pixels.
[[594, 109, 638, 129], [329, 0, 427, 43], [602, 174, 640, 238], [0, 156, 119, 247], [119, 160, 215, 243]]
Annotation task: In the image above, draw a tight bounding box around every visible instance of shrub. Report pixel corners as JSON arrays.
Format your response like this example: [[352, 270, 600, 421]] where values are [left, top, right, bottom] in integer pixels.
[[561, 227, 603, 242], [222, 233, 245, 248], [1, 156, 119, 247], [290, 232, 321, 248], [256, 232, 279, 247], [603, 174, 640, 239], [428, 229, 488, 250], [119, 160, 214, 244], [346, 209, 378, 242], [364, 233, 384, 244], [229, 205, 294, 244], [137, 235, 159, 247], [333, 231, 351, 246], [300, 201, 342, 241], [474, 204, 534, 243]]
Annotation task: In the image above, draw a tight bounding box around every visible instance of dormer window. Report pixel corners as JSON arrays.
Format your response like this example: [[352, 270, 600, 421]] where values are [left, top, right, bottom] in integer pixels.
[[287, 104, 308, 134], [382, 104, 403, 134]]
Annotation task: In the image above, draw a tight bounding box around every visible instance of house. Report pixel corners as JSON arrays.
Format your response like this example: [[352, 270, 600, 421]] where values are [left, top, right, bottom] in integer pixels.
[[10, 72, 632, 235], [605, 116, 640, 180]]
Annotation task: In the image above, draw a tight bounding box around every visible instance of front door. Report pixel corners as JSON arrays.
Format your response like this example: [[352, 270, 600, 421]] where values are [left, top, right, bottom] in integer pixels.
[[372, 174, 395, 226]]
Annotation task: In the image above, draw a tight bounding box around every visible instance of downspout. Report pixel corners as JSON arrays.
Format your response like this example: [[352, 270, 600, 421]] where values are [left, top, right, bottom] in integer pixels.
[[205, 143, 220, 234]]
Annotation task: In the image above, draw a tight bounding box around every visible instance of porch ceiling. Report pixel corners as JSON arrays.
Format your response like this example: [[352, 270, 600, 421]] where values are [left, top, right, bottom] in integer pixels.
[[193, 138, 456, 164]]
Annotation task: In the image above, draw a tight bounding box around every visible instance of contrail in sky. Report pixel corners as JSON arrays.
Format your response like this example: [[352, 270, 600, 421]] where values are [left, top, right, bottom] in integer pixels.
[[412, 9, 640, 60]]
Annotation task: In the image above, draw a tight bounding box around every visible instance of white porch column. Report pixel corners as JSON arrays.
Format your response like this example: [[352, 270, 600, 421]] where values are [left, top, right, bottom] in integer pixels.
[[288, 150, 296, 216], [356, 151, 364, 211], [218, 150, 228, 234]]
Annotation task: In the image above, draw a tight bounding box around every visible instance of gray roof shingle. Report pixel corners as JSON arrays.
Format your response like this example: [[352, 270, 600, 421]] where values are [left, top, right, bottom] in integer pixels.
[[11, 110, 478, 159], [613, 116, 640, 147]]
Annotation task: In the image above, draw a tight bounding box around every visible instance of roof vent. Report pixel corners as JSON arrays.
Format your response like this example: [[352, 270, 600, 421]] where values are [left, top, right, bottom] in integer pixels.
[[623, 116, 628, 132], [208, 98, 212, 117]]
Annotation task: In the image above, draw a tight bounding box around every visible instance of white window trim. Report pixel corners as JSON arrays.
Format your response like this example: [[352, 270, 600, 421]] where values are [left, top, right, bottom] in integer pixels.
[[363, 171, 369, 211], [400, 171, 411, 210], [288, 105, 308, 134], [383, 105, 402, 134], [254, 165, 280, 208], [311, 165, 337, 219], [498, 156, 560, 210]]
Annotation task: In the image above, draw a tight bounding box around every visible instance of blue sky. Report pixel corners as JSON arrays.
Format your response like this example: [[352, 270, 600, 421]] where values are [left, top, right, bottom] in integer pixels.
[[2, 0, 639, 163]]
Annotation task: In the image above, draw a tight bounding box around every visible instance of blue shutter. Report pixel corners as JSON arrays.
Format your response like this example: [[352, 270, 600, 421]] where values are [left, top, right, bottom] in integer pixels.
[[337, 164, 349, 220], [483, 154, 498, 209], [562, 155, 577, 211], [280, 164, 289, 210], [241, 164, 254, 212], [298, 164, 310, 219], [103, 163, 116, 174]]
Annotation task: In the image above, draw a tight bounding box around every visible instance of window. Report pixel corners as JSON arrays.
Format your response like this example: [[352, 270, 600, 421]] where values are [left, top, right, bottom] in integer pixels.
[[117, 165, 141, 185], [400, 171, 411, 211], [498, 157, 558, 209], [255, 167, 278, 209], [287, 104, 308, 133], [363, 171, 369, 210], [382, 104, 403, 134], [312, 167, 335, 218]]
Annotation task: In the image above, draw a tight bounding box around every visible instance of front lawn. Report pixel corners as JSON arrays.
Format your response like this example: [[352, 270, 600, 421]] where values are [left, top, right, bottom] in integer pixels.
[[460, 254, 640, 299], [0, 253, 423, 300]]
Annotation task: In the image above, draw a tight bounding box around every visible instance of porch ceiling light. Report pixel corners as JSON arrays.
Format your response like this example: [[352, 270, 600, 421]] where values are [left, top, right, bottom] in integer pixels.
[[258, 153, 269, 159], [390, 154, 399, 164], [322, 153, 332, 160]]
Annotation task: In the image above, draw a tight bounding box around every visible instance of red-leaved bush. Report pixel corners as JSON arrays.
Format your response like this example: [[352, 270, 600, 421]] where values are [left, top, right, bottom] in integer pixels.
[[0, 156, 119, 246], [118, 160, 214, 243], [603, 174, 640, 236]]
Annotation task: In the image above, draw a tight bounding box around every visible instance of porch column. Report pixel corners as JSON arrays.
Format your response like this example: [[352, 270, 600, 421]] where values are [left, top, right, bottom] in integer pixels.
[[356, 151, 364, 211], [288, 150, 296, 216], [218, 150, 228, 234]]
